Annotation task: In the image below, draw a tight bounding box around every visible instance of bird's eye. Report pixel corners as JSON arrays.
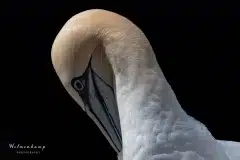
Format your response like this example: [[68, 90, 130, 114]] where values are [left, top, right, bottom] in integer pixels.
[[73, 79, 85, 92]]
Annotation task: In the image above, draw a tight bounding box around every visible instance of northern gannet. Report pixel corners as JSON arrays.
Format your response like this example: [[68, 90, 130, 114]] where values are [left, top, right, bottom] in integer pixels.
[[51, 9, 240, 160]]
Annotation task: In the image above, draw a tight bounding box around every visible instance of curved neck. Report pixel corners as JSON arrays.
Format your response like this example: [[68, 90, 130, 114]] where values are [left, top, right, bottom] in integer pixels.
[[100, 31, 186, 159], [100, 28, 228, 160]]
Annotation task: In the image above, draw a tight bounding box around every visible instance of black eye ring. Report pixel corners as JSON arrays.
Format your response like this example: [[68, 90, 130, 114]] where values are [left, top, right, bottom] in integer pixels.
[[73, 79, 85, 92]]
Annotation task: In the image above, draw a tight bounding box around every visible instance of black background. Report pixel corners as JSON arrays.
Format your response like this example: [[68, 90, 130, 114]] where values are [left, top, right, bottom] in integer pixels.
[[1, 1, 239, 159]]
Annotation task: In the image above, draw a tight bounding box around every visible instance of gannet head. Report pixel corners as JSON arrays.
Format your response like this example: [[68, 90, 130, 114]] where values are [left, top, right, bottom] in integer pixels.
[[51, 9, 123, 154]]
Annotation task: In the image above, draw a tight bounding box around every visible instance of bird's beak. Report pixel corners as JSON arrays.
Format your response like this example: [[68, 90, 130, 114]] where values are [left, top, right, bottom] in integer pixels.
[[71, 57, 122, 153]]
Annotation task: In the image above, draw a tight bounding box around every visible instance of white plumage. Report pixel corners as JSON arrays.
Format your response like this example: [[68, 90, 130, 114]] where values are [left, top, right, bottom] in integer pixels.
[[51, 9, 240, 160]]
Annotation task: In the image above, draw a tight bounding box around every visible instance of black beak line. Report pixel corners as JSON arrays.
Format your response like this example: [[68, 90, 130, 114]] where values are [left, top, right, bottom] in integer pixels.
[[72, 56, 122, 153]]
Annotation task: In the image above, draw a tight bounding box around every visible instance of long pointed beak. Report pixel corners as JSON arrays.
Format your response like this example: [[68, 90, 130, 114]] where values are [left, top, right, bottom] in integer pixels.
[[71, 57, 122, 153]]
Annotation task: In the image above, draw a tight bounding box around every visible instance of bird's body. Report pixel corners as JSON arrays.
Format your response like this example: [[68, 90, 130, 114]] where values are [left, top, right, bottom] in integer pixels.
[[51, 9, 239, 160], [218, 140, 240, 160]]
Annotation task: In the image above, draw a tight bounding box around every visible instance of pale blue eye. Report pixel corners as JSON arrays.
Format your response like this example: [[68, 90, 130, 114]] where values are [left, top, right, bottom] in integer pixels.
[[73, 79, 85, 91]]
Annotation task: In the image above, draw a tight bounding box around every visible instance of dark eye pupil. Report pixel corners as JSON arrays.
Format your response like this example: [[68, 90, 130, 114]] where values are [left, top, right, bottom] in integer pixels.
[[74, 80, 84, 91]]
